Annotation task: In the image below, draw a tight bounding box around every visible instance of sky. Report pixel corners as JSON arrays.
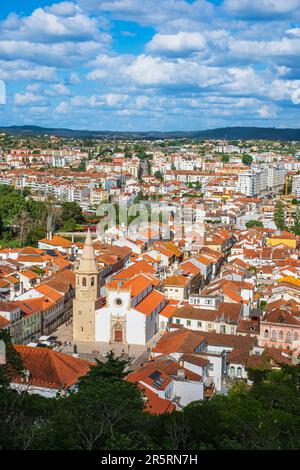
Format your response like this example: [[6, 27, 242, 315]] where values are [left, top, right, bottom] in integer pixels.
[[0, 0, 300, 131]]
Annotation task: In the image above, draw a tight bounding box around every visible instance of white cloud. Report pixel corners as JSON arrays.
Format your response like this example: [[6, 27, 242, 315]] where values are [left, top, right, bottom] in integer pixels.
[[45, 83, 70, 96], [45, 2, 81, 17], [291, 88, 300, 104], [0, 39, 106, 66], [0, 60, 57, 81], [0, 80, 6, 104], [69, 71, 80, 84], [14, 92, 46, 106], [55, 101, 69, 113], [257, 105, 277, 118], [1, 7, 103, 43], [224, 0, 300, 17], [146, 31, 206, 55], [104, 93, 129, 106], [79, 0, 215, 31]]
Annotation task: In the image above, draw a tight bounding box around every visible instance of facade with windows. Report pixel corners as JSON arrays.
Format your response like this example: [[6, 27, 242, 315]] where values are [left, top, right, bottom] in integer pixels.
[[258, 316, 300, 353]]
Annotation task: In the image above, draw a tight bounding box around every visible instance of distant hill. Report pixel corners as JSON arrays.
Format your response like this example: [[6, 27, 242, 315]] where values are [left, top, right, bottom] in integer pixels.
[[1, 125, 300, 141]]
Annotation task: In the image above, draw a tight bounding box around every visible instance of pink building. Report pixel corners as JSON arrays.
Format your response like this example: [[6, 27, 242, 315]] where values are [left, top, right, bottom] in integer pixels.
[[258, 307, 300, 353]]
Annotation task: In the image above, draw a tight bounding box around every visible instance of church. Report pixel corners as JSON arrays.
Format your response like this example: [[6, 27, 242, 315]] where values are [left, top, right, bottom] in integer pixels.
[[73, 232, 167, 345]]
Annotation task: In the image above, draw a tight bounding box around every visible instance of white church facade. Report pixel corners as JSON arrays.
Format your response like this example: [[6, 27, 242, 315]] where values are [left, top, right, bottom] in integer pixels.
[[73, 232, 167, 346]]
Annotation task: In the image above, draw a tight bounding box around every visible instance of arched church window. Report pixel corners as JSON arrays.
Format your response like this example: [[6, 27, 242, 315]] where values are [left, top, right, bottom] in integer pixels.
[[91, 277, 95, 287], [264, 329, 269, 338], [82, 277, 87, 287], [279, 331, 283, 340], [294, 332, 299, 341]]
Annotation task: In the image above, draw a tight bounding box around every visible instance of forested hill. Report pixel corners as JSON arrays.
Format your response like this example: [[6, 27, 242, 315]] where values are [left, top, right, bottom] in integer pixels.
[[1, 125, 300, 141]]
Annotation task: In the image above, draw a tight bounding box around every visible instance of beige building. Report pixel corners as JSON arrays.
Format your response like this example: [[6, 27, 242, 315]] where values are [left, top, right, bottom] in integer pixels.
[[73, 231, 101, 342], [90, 188, 109, 206]]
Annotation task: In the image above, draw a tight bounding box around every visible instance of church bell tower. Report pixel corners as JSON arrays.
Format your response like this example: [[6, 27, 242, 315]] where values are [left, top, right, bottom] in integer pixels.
[[73, 231, 100, 342]]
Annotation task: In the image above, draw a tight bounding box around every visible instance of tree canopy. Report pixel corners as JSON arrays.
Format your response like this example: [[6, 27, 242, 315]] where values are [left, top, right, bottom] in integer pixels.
[[1, 335, 300, 450]]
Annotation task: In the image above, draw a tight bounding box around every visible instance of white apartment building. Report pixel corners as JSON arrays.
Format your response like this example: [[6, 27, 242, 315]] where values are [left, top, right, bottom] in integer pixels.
[[237, 169, 268, 196], [267, 165, 285, 191], [292, 174, 300, 199]]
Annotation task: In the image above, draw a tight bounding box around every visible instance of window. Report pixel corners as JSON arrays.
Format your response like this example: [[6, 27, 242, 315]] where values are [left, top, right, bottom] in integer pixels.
[[220, 325, 226, 334], [264, 329, 269, 338], [205, 299, 212, 305], [231, 326, 235, 334], [271, 330, 276, 340], [82, 277, 87, 287], [279, 331, 283, 340], [197, 321, 202, 328], [91, 277, 95, 287], [209, 364, 214, 371], [176, 319, 181, 324], [237, 367, 242, 378], [294, 332, 299, 341], [230, 366, 235, 377], [286, 332, 291, 343], [115, 298, 122, 307], [187, 320, 191, 327]]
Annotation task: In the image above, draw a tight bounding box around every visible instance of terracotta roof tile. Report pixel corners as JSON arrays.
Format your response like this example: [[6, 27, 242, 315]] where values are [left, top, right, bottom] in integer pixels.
[[13, 345, 92, 390]]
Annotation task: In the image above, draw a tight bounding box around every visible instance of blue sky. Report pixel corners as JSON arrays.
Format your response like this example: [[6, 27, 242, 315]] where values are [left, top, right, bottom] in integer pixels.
[[0, 0, 300, 131]]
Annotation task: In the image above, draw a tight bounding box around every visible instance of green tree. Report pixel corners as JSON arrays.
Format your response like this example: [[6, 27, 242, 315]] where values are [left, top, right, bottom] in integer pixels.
[[221, 154, 230, 163], [246, 220, 263, 228], [154, 170, 163, 181], [242, 155, 253, 166], [293, 207, 300, 235], [274, 201, 286, 230], [60, 202, 84, 224], [61, 218, 77, 231]]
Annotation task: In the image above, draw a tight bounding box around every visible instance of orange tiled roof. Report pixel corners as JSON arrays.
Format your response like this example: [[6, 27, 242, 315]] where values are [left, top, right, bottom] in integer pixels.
[[122, 274, 154, 298], [39, 235, 72, 248], [152, 329, 206, 355], [0, 315, 10, 328], [19, 270, 39, 280], [139, 386, 176, 414], [13, 345, 92, 390], [136, 290, 166, 316], [112, 261, 156, 281], [163, 274, 189, 287], [35, 284, 64, 301]]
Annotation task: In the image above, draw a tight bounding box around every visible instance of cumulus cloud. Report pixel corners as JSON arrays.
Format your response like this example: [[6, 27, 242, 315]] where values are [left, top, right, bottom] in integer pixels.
[[1, 7, 102, 43], [0, 60, 57, 81], [146, 31, 206, 55], [1, 0, 300, 130], [14, 92, 46, 106], [257, 105, 277, 118], [55, 101, 70, 113], [45, 83, 70, 96], [223, 0, 300, 18]]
